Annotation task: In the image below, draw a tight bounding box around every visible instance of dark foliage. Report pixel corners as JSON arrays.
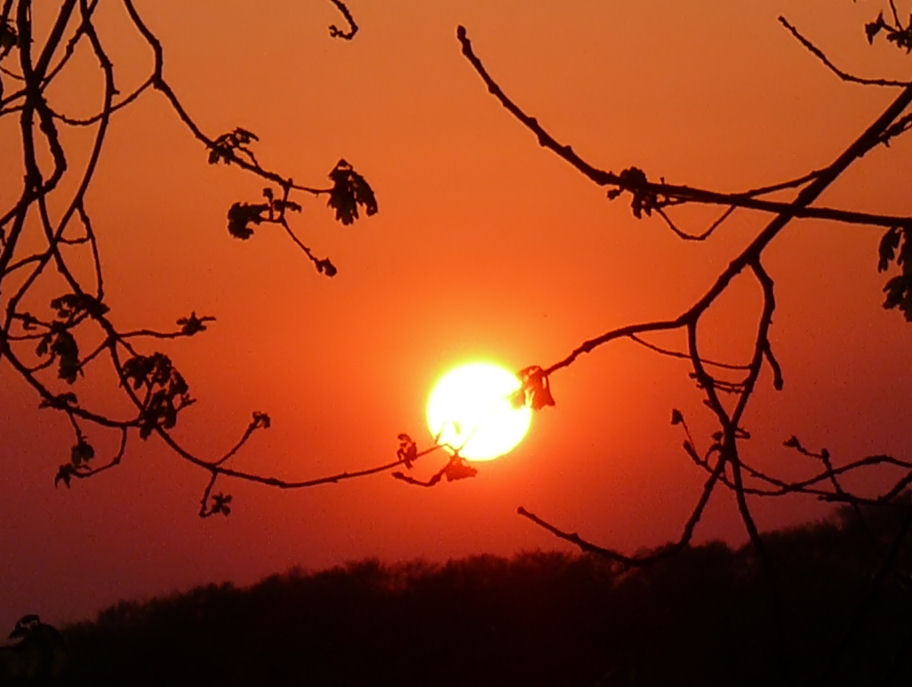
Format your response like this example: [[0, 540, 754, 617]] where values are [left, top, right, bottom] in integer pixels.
[[50, 503, 912, 686], [327, 159, 378, 226], [879, 226, 912, 320]]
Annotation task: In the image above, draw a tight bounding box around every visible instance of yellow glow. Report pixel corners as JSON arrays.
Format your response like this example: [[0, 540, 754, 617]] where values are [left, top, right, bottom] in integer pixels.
[[426, 362, 532, 461]]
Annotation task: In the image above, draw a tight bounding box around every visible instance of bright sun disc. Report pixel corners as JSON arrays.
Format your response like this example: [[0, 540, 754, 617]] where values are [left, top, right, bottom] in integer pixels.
[[426, 362, 532, 461]]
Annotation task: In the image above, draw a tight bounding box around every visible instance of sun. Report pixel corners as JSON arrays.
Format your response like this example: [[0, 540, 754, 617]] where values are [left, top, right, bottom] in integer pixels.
[[426, 362, 532, 461]]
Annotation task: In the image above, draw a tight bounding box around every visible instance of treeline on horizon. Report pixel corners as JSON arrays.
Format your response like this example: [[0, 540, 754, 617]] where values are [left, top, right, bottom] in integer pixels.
[[20, 501, 912, 686]]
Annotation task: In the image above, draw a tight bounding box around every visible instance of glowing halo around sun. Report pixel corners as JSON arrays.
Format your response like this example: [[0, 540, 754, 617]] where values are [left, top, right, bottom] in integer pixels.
[[426, 362, 532, 461]]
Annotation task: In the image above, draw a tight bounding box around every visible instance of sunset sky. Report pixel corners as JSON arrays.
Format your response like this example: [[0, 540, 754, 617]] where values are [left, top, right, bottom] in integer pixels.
[[3, 0, 912, 630]]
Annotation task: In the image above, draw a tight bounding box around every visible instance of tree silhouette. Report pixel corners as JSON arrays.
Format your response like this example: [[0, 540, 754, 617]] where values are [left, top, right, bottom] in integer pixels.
[[0, 614, 67, 683], [53, 508, 912, 685]]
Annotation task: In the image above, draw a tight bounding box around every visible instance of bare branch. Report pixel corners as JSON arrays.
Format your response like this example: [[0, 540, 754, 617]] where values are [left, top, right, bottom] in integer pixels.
[[516, 447, 728, 569], [0, 0, 384, 516], [628, 333, 751, 371], [779, 16, 912, 88], [456, 25, 912, 232]]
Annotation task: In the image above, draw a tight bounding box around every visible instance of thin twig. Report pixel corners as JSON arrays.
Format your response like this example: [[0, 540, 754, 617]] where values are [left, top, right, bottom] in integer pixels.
[[327, 0, 358, 40], [779, 16, 912, 87], [456, 26, 912, 231]]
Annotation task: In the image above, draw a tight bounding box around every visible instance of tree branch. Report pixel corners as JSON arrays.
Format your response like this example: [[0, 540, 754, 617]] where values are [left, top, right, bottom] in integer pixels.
[[456, 25, 912, 231]]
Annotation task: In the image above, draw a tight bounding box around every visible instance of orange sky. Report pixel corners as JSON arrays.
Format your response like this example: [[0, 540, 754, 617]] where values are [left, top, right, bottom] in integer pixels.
[[3, 0, 912, 629]]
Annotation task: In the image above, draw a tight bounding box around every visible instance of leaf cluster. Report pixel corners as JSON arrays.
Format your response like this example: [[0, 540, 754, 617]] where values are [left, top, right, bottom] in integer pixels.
[[0, 0, 379, 514], [512, 366, 556, 410], [878, 226, 912, 320], [50, 293, 109, 322], [226, 202, 269, 240], [36, 326, 80, 383], [866, 10, 912, 51], [443, 456, 477, 481], [226, 189, 303, 240], [208, 127, 259, 165], [606, 167, 660, 219], [54, 437, 95, 488], [176, 312, 214, 336], [0, 19, 17, 53], [327, 159, 378, 225], [396, 433, 417, 468], [204, 492, 232, 517], [122, 353, 192, 438], [32, 294, 110, 383], [250, 411, 271, 430], [314, 257, 337, 276]]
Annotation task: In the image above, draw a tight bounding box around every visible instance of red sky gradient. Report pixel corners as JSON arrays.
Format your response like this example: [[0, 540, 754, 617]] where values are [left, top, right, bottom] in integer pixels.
[[3, 0, 912, 629]]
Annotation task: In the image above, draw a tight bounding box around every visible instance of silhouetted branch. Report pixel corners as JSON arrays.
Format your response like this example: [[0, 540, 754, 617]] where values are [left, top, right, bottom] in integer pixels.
[[778, 16, 912, 87], [392, 464, 448, 488], [628, 333, 750, 370], [327, 0, 358, 40], [519, 456, 730, 570], [516, 506, 633, 564], [55, 428, 127, 487], [392, 452, 479, 488], [458, 11, 912, 674], [737, 168, 822, 197], [456, 25, 912, 232], [737, 453, 912, 499], [654, 204, 736, 241], [0, 0, 388, 515], [888, 0, 903, 27]]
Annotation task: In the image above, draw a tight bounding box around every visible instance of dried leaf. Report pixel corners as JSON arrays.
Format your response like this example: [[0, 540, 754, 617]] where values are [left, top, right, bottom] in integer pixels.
[[443, 458, 478, 482], [70, 438, 95, 466], [866, 13, 885, 44], [122, 354, 193, 438], [883, 274, 912, 320], [0, 21, 17, 50], [273, 199, 302, 213], [252, 411, 271, 429], [234, 127, 258, 143], [210, 492, 233, 517], [227, 202, 268, 239], [327, 159, 378, 225], [36, 334, 50, 358], [54, 464, 74, 488], [50, 293, 108, 320], [396, 433, 417, 468], [51, 330, 80, 384], [515, 366, 555, 410], [315, 258, 337, 277], [617, 166, 656, 219], [177, 312, 214, 336], [209, 127, 259, 165]]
